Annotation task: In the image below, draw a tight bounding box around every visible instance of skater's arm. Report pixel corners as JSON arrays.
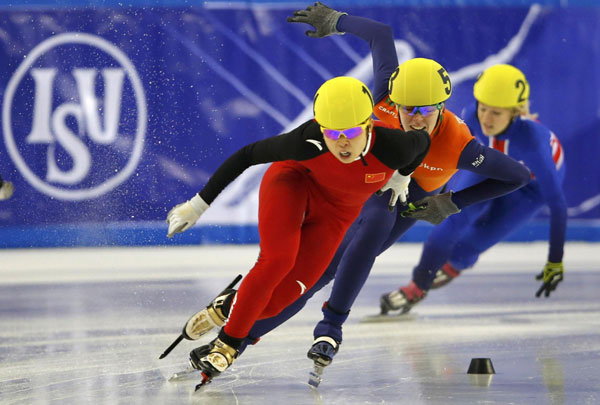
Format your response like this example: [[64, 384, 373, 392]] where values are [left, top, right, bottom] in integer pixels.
[[199, 120, 325, 204], [371, 127, 430, 175], [451, 140, 531, 209], [337, 15, 398, 104], [288, 4, 397, 104], [519, 128, 567, 263], [167, 120, 326, 237]]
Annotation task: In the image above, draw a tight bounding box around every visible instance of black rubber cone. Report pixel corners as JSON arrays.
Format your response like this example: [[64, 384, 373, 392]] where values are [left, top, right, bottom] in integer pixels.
[[467, 358, 496, 374]]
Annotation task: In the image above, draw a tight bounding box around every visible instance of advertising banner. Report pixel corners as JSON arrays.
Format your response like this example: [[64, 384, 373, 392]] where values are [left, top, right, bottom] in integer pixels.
[[1, 2, 598, 246]]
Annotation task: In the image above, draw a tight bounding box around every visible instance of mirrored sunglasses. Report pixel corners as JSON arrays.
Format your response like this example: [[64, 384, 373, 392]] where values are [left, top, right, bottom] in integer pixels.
[[397, 103, 442, 117], [321, 124, 366, 141]]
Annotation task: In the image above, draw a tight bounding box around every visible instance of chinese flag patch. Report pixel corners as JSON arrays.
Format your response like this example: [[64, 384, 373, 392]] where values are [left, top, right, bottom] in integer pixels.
[[365, 172, 386, 183]]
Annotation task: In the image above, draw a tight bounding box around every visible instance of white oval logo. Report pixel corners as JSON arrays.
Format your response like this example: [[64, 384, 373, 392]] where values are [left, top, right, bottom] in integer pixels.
[[2, 32, 147, 201]]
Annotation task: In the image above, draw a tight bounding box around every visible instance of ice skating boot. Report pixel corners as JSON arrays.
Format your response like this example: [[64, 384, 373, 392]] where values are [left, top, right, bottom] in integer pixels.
[[182, 286, 237, 340], [307, 336, 340, 388], [159, 275, 242, 363], [380, 281, 426, 315], [307, 302, 347, 388], [190, 338, 239, 389], [431, 262, 460, 289]]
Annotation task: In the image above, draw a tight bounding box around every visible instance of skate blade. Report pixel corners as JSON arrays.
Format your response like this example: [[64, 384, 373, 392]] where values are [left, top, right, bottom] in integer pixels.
[[360, 312, 417, 323], [194, 372, 213, 391], [168, 366, 198, 381], [308, 364, 324, 388]]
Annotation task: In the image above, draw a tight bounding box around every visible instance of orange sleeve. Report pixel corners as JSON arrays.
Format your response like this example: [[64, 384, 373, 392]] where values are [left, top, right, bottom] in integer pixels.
[[373, 97, 401, 129]]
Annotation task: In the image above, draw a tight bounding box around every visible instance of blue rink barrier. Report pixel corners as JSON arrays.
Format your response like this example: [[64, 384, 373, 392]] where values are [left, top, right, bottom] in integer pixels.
[[0, 221, 598, 248], [1, 1, 599, 247]]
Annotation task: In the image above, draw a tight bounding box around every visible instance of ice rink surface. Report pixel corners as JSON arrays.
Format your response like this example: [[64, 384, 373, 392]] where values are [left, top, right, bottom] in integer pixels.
[[1, 242, 599, 405]]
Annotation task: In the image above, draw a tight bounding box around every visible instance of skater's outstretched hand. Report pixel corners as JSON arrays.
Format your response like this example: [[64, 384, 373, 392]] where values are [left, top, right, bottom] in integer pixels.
[[401, 191, 460, 225], [287, 2, 347, 38], [377, 171, 411, 211], [166, 194, 209, 237], [535, 261, 564, 298]]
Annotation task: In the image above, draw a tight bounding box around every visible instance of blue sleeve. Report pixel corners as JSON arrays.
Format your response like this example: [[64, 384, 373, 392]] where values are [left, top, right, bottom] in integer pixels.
[[519, 126, 567, 262], [451, 140, 531, 209], [337, 15, 397, 104]]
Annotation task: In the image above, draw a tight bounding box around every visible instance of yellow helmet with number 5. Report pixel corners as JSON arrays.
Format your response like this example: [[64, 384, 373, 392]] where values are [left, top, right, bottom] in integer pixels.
[[473, 64, 530, 108], [313, 76, 374, 129], [388, 58, 452, 106]]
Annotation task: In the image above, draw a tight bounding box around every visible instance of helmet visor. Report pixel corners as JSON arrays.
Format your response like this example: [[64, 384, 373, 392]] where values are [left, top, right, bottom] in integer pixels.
[[397, 103, 442, 117], [321, 122, 367, 140]]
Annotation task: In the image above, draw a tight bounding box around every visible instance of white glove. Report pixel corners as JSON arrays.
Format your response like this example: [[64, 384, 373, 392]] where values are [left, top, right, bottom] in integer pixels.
[[378, 171, 411, 211], [0, 181, 14, 200], [166, 194, 209, 238]]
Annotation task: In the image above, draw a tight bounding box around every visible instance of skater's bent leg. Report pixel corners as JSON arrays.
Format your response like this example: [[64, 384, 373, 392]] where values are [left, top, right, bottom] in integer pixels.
[[412, 202, 486, 290], [327, 194, 396, 314], [241, 265, 336, 351], [224, 166, 308, 339], [241, 222, 360, 350], [258, 204, 356, 319], [449, 189, 543, 270]]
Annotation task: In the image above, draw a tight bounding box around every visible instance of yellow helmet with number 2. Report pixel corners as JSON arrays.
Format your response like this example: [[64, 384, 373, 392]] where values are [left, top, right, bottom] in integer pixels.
[[388, 58, 452, 106], [473, 64, 530, 108], [314, 76, 374, 130]]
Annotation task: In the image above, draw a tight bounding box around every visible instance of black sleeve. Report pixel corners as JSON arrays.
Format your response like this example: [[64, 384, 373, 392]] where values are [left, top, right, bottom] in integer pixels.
[[452, 139, 531, 208], [371, 128, 431, 175], [199, 120, 326, 204]]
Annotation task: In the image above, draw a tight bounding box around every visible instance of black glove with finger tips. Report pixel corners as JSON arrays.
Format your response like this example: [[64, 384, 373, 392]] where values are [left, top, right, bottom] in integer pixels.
[[400, 191, 460, 225], [287, 2, 347, 38]]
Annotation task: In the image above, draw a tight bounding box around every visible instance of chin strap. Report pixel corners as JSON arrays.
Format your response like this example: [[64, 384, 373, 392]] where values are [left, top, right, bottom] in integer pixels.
[[430, 108, 444, 138], [357, 126, 373, 166]]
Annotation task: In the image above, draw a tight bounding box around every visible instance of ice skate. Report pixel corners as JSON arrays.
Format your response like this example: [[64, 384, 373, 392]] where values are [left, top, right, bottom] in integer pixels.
[[182, 284, 238, 341], [307, 336, 340, 388], [190, 338, 239, 390], [431, 262, 460, 289], [159, 275, 242, 361], [379, 281, 426, 315]]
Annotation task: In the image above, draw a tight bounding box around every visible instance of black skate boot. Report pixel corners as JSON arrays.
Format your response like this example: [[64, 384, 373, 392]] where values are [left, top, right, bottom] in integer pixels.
[[182, 286, 237, 340], [307, 336, 340, 388], [190, 338, 239, 389], [431, 262, 460, 289], [306, 302, 348, 388], [380, 281, 426, 315]]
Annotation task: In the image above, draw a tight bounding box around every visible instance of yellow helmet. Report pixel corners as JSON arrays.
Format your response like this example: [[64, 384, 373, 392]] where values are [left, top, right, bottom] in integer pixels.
[[473, 64, 530, 108], [388, 58, 452, 106], [313, 76, 374, 129]]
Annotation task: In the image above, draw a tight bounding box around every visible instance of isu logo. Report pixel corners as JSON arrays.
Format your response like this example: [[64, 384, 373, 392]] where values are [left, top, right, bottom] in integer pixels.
[[2, 33, 147, 200]]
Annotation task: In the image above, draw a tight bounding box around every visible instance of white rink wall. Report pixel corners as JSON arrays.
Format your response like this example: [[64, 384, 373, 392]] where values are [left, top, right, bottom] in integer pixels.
[[2, 242, 598, 285]]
